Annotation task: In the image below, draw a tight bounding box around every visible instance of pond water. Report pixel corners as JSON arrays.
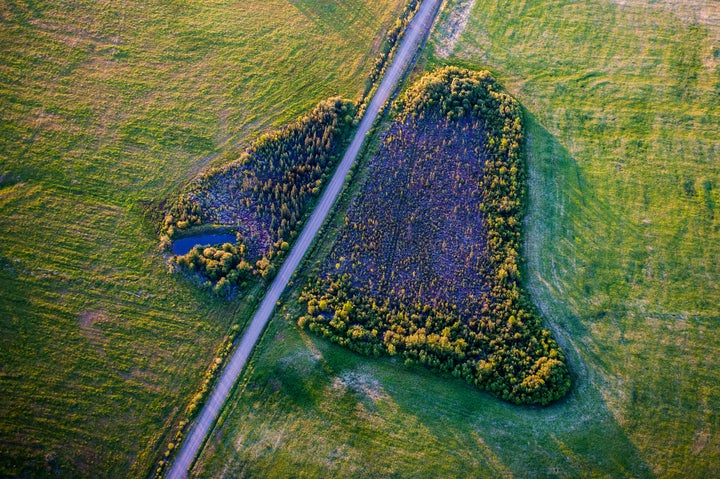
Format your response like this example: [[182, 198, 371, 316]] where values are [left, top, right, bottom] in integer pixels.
[[172, 233, 237, 256]]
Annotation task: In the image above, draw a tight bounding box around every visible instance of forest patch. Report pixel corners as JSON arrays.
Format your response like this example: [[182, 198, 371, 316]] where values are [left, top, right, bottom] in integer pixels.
[[162, 98, 355, 293], [298, 67, 570, 405]]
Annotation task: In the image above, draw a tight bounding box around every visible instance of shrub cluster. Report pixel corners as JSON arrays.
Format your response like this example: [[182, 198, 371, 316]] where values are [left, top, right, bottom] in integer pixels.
[[298, 67, 570, 405], [173, 242, 253, 295], [366, 0, 420, 87]]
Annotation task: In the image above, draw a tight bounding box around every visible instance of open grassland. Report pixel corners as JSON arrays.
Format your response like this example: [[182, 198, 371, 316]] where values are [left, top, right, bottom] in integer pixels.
[[194, 0, 719, 477], [195, 297, 651, 478], [0, 0, 406, 476]]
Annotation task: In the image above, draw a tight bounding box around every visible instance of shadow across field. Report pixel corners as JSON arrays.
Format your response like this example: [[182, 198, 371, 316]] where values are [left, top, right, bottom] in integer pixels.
[[521, 110, 720, 477], [521, 111, 602, 380]]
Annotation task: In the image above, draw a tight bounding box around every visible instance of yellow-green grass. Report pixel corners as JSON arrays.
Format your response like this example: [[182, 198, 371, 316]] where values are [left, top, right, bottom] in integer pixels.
[[0, 0, 406, 476], [194, 288, 652, 478], [193, 0, 719, 477]]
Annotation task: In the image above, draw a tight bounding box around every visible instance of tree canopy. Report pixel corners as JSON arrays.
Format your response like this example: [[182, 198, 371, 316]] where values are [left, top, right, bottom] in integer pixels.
[[298, 67, 570, 405]]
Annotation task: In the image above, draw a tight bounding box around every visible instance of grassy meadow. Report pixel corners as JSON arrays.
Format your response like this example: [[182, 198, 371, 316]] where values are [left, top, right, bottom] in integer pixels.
[[193, 0, 720, 477], [0, 0, 406, 476]]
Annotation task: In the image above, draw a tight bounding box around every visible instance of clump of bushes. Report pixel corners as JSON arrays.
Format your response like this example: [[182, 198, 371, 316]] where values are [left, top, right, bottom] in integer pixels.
[[173, 242, 252, 295], [365, 0, 420, 92]]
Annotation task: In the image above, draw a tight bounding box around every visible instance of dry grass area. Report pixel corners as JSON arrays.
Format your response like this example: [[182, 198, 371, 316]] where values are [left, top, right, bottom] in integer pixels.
[[433, 0, 476, 58]]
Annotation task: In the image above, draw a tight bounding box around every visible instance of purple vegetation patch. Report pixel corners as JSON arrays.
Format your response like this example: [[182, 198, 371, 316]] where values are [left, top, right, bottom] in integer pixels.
[[326, 112, 491, 311]]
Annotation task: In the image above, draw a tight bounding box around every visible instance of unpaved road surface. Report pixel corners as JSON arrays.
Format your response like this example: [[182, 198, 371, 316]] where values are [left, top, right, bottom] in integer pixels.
[[166, 1, 442, 476]]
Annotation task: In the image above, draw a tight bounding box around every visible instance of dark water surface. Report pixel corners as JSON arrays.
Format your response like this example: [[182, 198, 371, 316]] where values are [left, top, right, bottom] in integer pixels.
[[172, 233, 237, 255]]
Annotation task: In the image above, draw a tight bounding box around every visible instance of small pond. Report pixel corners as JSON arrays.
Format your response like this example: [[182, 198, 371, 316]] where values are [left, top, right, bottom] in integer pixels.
[[172, 233, 237, 256]]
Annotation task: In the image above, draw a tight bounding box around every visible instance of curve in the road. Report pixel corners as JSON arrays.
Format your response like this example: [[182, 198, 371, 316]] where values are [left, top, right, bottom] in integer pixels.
[[166, 1, 442, 477]]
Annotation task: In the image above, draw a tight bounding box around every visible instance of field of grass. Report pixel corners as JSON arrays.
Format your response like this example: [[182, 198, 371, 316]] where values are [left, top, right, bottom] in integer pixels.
[[195, 293, 651, 478], [0, 0, 407, 476], [192, 0, 719, 477]]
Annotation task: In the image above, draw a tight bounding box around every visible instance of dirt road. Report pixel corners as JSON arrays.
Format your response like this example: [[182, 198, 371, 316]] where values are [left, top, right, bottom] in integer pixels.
[[166, 1, 442, 476]]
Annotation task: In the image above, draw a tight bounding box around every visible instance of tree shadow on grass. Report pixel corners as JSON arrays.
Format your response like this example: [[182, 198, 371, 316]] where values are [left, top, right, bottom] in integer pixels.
[[241, 309, 650, 478], [312, 326, 656, 478], [520, 109, 645, 393]]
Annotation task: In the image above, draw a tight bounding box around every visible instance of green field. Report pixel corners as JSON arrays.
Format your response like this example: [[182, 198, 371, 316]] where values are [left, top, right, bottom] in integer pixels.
[[446, 0, 720, 475], [193, 0, 720, 477], [0, 0, 406, 476]]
